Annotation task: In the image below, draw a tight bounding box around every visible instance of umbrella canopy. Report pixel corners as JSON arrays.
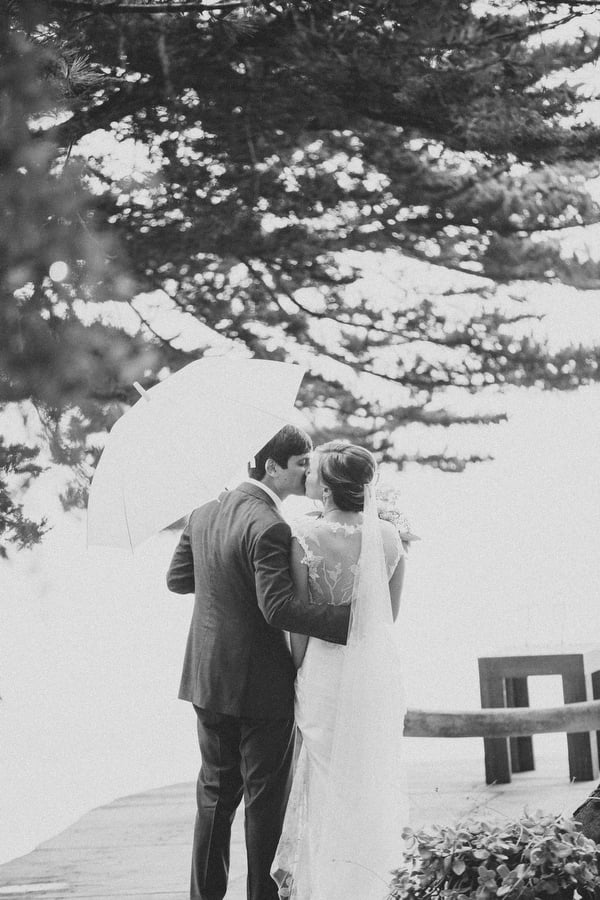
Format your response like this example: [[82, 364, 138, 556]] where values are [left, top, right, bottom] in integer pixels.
[[87, 357, 306, 550]]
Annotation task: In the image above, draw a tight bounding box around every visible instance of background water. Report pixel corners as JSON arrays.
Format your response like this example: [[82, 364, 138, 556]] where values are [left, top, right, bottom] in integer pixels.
[[1, 385, 599, 865]]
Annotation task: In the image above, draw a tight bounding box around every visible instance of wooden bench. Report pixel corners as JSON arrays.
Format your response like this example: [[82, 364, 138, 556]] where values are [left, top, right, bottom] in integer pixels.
[[477, 647, 600, 784]]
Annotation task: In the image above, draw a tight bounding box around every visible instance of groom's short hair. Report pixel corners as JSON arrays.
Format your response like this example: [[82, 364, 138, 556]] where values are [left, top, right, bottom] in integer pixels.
[[249, 425, 312, 480]]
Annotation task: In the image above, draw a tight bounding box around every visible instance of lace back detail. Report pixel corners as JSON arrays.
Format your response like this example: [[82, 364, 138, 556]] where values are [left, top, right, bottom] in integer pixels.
[[292, 515, 401, 607]]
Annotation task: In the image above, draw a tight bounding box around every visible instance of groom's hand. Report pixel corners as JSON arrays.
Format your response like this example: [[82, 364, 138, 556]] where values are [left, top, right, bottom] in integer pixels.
[[166, 523, 195, 594]]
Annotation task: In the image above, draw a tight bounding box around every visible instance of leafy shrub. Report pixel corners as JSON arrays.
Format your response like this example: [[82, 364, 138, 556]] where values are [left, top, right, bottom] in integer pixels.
[[389, 812, 600, 899]]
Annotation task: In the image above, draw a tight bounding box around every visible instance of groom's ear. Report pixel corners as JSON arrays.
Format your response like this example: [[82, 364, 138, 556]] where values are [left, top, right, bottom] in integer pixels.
[[264, 457, 278, 477]]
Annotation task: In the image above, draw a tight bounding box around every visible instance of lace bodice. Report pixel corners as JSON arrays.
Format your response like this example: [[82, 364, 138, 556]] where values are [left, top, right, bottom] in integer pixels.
[[292, 514, 404, 607]]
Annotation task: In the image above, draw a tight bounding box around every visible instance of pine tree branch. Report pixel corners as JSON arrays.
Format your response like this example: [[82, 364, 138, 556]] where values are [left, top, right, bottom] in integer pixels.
[[399, 239, 600, 289], [535, 0, 600, 7], [240, 255, 403, 338], [36, 81, 157, 148], [401, 407, 508, 427], [301, 336, 455, 391], [316, 398, 508, 427], [400, 210, 600, 237], [48, 0, 247, 13], [127, 298, 184, 345], [453, 10, 582, 51], [237, 255, 542, 353], [390, 451, 494, 472]]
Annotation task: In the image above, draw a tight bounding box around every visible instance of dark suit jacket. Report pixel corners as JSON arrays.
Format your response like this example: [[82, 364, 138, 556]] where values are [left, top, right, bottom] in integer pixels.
[[166, 482, 350, 719]]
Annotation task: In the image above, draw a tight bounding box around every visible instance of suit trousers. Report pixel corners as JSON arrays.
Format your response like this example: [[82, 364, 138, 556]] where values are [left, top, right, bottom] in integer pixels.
[[191, 706, 295, 900]]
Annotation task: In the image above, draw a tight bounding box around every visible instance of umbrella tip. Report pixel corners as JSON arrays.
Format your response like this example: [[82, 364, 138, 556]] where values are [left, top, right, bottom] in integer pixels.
[[133, 381, 151, 402]]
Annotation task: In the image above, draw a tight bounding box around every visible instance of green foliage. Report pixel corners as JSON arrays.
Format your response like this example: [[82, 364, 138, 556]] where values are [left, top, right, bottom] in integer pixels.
[[0, 439, 47, 558], [1, 26, 118, 308], [0, 18, 159, 551], [3, 0, 600, 551], [390, 813, 600, 900], [0, 22, 157, 402]]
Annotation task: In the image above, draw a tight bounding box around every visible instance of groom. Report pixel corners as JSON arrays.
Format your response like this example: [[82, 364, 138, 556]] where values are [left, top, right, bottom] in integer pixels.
[[166, 425, 350, 900]]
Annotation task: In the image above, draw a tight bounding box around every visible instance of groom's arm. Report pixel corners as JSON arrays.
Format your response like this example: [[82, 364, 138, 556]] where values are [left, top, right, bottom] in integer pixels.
[[166, 522, 195, 594], [253, 521, 350, 645]]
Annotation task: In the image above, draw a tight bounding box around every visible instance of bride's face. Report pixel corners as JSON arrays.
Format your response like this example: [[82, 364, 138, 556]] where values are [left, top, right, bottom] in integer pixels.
[[304, 453, 323, 501]]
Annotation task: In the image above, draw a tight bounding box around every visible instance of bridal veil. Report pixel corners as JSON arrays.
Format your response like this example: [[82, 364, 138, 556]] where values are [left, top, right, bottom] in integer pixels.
[[274, 484, 409, 900]]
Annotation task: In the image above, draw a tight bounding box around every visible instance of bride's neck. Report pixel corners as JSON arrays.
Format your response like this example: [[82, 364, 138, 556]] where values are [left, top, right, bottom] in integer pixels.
[[322, 505, 362, 524]]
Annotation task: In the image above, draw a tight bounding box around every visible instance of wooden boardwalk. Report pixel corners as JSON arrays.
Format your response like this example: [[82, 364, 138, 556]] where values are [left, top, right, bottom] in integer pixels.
[[0, 748, 596, 900]]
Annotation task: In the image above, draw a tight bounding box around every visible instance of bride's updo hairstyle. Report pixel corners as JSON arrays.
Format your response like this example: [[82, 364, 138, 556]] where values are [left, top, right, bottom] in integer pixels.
[[316, 440, 376, 512]]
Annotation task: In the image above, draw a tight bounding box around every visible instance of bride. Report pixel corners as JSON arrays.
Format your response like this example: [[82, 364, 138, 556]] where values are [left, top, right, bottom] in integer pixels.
[[272, 440, 409, 900]]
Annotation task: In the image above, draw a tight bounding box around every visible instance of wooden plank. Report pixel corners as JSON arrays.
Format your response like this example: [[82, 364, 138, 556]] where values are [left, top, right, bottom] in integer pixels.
[[0, 754, 595, 900], [478, 653, 586, 678], [0, 782, 246, 900], [403, 699, 600, 738]]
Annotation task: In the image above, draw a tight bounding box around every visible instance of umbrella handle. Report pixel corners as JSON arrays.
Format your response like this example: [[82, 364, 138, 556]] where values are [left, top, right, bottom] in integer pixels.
[[133, 382, 151, 402]]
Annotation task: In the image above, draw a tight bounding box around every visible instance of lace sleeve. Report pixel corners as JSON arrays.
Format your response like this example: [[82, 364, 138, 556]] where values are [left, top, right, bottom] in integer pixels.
[[290, 515, 316, 565]]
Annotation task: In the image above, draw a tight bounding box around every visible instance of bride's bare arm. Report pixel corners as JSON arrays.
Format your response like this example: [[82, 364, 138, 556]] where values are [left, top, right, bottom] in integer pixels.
[[389, 556, 406, 622], [380, 520, 406, 621], [289, 536, 310, 668]]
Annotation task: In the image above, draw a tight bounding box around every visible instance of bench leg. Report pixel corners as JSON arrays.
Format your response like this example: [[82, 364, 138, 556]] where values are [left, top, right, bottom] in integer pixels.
[[592, 670, 600, 765], [479, 671, 511, 785], [506, 677, 535, 773], [563, 669, 599, 782]]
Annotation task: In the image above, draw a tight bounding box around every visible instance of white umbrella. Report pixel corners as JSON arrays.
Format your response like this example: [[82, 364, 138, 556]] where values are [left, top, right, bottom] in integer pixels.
[[87, 357, 306, 550]]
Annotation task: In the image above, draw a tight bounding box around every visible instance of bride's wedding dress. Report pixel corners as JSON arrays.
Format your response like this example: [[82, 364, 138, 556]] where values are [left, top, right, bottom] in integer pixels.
[[272, 487, 409, 900]]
